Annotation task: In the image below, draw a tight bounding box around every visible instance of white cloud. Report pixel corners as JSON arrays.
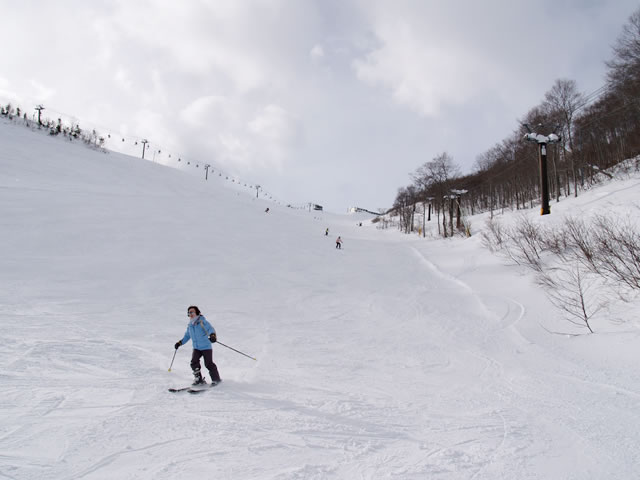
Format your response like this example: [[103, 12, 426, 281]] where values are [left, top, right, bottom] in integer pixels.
[[310, 44, 325, 59], [102, 1, 278, 93], [28, 80, 55, 102], [178, 97, 298, 172], [247, 104, 298, 171], [248, 104, 294, 140], [180, 95, 229, 127], [0, 77, 19, 106], [352, 6, 509, 117], [114, 67, 133, 93]]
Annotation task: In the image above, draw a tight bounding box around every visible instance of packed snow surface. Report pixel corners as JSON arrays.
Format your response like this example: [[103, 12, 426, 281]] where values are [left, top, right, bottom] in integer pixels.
[[1, 119, 640, 479]]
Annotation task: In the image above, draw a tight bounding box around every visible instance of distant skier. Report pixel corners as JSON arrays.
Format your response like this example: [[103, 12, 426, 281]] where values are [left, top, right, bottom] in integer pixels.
[[325, 228, 329, 236], [174, 306, 221, 386], [335, 236, 342, 249], [265, 207, 270, 213]]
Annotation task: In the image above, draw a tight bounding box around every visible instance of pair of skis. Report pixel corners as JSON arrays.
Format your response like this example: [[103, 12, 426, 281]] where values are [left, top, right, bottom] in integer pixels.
[[169, 381, 221, 394]]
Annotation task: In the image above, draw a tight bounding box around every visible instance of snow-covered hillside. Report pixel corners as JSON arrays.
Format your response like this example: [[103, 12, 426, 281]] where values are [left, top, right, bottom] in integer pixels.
[[1, 119, 640, 479]]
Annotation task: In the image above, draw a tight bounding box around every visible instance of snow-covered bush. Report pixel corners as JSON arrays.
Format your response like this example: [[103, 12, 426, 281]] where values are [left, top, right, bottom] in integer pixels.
[[484, 212, 640, 333]]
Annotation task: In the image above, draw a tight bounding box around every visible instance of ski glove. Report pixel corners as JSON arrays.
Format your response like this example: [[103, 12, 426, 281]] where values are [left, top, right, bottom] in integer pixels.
[[209, 333, 217, 343], [174, 340, 182, 349]]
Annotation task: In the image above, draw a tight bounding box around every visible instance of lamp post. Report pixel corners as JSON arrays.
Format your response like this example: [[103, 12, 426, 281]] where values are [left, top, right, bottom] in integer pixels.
[[450, 189, 467, 231], [141, 139, 149, 159], [204, 164, 211, 180], [524, 125, 561, 215]]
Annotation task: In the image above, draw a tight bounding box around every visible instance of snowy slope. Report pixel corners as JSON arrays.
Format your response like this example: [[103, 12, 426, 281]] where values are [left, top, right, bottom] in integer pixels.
[[1, 118, 640, 479]]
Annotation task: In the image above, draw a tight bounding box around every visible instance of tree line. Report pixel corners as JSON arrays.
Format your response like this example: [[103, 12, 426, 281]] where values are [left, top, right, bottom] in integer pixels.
[[390, 7, 640, 237], [1, 103, 107, 149]]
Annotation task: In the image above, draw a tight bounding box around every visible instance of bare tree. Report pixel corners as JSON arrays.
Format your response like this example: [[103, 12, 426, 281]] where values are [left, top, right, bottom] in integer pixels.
[[413, 152, 460, 237], [481, 218, 506, 252], [537, 262, 604, 334], [411, 164, 434, 237], [607, 7, 640, 92], [543, 79, 585, 196], [591, 215, 640, 293], [393, 187, 418, 234]]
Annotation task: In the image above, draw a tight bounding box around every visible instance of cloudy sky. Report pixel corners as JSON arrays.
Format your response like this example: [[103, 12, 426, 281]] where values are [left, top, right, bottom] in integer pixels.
[[1, 0, 637, 212]]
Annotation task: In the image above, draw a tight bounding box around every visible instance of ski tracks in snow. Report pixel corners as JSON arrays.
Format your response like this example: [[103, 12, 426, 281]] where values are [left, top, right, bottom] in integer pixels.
[[408, 243, 640, 477], [407, 246, 543, 477]]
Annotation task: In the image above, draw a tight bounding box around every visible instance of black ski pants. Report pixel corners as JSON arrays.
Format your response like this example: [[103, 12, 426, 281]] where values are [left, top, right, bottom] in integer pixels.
[[191, 349, 221, 382]]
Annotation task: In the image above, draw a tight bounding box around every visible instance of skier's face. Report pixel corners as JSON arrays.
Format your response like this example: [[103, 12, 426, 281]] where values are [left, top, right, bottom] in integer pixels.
[[187, 309, 197, 318]]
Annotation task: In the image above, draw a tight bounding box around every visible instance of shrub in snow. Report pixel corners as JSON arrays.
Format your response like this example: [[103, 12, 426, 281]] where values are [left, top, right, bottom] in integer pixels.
[[483, 212, 640, 333]]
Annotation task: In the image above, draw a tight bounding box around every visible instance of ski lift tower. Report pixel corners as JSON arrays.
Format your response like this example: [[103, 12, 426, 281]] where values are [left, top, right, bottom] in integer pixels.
[[141, 139, 149, 159], [34, 105, 45, 126], [523, 125, 561, 215]]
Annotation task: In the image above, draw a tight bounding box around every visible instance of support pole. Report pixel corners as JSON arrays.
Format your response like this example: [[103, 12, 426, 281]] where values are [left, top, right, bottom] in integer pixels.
[[539, 144, 551, 215], [141, 139, 149, 159], [523, 126, 560, 216], [34, 105, 45, 126]]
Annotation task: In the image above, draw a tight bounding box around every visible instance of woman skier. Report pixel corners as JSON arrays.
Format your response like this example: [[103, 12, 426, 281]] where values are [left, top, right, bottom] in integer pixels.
[[174, 305, 222, 386]]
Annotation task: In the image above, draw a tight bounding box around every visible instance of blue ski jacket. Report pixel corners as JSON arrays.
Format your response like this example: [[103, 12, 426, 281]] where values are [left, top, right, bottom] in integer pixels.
[[181, 315, 216, 351]]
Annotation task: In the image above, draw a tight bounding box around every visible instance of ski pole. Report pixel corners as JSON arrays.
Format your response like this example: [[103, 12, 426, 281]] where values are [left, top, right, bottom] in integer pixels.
[[168, 348, 178, 372], [216, 341, 257, 361]]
